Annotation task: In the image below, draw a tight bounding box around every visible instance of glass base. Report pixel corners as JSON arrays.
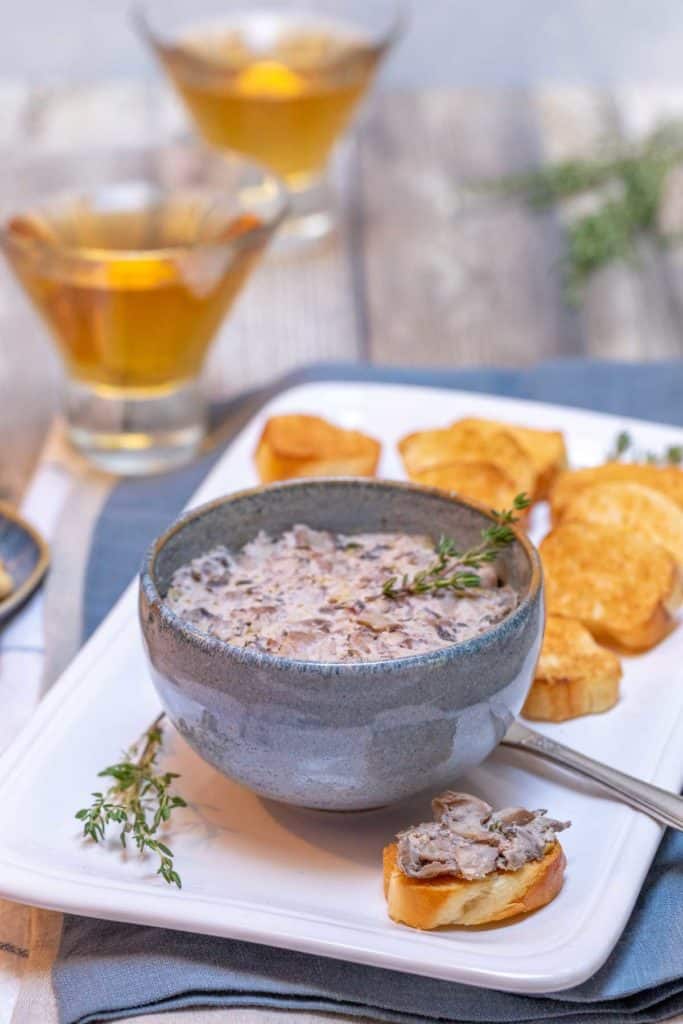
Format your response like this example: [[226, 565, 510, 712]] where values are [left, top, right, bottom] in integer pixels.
[[65, 379, 206, 475], [273, 173, 336, 249]]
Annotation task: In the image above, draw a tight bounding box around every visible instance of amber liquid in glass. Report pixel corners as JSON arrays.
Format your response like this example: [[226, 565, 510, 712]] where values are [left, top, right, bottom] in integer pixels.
[[159, 19, 380, 182], [4, 195, 263, 395]]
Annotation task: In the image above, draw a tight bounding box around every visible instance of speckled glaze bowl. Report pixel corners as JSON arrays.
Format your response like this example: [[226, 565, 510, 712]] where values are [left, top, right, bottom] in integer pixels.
[[139, 479, 543, 811]]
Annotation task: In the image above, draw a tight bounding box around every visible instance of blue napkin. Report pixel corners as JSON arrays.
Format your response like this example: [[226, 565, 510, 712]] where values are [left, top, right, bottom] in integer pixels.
[[55, 359, 683, 1024]]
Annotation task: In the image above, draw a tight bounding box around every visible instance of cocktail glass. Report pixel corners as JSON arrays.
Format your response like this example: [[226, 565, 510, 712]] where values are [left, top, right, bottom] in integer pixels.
[[0, 142, 287, 474], [136, 0, 403, 243]]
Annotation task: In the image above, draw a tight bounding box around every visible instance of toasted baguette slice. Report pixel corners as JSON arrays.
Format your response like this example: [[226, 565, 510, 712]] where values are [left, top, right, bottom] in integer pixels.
[[522, 615, 621, 722], [550, 464, 683, 521], [540, 521, 682, 651], [411, 460, 520, 510], [254, 414, 381, 483], [454, 418, 567, 499], [399, 423, 537, 497], [399, 427, 462, 476], [383, 841, 566, 929], [562, 482, 683, 566], [445, 421, 538, 496]]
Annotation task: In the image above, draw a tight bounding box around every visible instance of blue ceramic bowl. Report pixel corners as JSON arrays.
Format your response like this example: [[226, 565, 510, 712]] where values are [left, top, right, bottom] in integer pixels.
[[0, 502, 50, 625], [139, 479, 543, 810]]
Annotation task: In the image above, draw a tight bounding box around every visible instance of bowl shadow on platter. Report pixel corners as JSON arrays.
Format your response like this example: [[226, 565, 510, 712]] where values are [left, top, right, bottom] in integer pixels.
[[140, 478, 544, 812], [150, 730, 569, 932], [159, 726, 417, 874], [159, 719, 586, 880]]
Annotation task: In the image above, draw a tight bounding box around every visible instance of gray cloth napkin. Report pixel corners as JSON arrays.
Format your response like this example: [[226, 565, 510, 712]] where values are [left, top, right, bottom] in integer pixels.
[[54, 360, 683, 1024]]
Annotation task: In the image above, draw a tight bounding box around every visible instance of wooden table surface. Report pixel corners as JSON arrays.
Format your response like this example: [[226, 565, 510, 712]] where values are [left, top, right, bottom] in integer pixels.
[[2, 81, 683, 504]]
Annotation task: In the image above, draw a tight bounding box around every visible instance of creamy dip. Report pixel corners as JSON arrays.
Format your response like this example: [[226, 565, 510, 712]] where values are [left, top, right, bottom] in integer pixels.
[[397, 792, 570, 880], [165, 524, 519, 663]]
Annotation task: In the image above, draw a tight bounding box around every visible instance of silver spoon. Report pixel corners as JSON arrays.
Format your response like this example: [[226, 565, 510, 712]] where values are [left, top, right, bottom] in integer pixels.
[[502, 719, 683, 831]]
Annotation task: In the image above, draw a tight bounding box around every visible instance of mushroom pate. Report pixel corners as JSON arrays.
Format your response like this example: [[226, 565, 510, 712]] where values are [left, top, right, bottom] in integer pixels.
[[165, 523, 519, 662], [397, 792, 571, 880]]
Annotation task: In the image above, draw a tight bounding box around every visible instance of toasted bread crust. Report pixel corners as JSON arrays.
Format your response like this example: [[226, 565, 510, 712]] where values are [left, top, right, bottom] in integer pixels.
[[562, 482, 683, 566], [411, 460, 520, 510], [254, 414, 381, 483], [550, 464, 683, 521], [540, 521, 682, 652], [383, 842, 566, 929], [522, 615, 621, 721], [399, 422, 537, 497], [453, 418, 568, 500], [523, 675, 618, 720]]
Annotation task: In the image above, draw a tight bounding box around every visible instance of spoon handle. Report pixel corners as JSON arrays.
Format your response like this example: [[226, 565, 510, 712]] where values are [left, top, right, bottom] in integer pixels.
[[501, 720, 683, 832]]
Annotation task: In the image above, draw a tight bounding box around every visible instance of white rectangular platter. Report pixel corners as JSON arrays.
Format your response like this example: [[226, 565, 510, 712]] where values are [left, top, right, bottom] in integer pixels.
[[0, 381, 682, 994]]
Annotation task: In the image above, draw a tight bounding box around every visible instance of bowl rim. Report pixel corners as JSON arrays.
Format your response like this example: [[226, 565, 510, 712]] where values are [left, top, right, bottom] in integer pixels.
[[140, 477, 543, 675]]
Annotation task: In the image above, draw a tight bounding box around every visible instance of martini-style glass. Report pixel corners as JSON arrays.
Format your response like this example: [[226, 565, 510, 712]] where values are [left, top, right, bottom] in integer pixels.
[[0, 142, 287, 474], [136, 0, 402, 243]]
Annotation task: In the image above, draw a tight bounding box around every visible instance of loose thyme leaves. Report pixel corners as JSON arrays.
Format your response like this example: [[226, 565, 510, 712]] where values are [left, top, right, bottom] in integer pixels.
[[607, 430, 683, 466], [488, 122, 683, 302], [381, 494, 530, 599], [75, 713, 186, 888]]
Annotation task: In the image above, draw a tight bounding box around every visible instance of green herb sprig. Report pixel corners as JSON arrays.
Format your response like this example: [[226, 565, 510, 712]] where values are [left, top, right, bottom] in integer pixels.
[[381, 493, 530, 599], [491, 122, 683, 302], [607, 430, 683, 466], [75, 713, 186, 888]]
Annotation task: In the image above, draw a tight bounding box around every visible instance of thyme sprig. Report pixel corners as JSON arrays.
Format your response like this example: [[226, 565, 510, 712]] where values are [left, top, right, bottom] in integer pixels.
[[381, 493, 530, 599], [607, 430, 683, 466], [490, 122, 683, 302], [75, 713, 186, 888]]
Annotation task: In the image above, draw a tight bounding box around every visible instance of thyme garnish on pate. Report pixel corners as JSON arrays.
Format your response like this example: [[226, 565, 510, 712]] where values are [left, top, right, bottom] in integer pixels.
[[381, 494, 530, 600], [75, 713, 186, 888]]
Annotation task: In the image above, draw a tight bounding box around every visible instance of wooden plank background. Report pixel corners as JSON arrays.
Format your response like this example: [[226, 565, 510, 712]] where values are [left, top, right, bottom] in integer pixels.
[[2, 81, 683, 504]]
